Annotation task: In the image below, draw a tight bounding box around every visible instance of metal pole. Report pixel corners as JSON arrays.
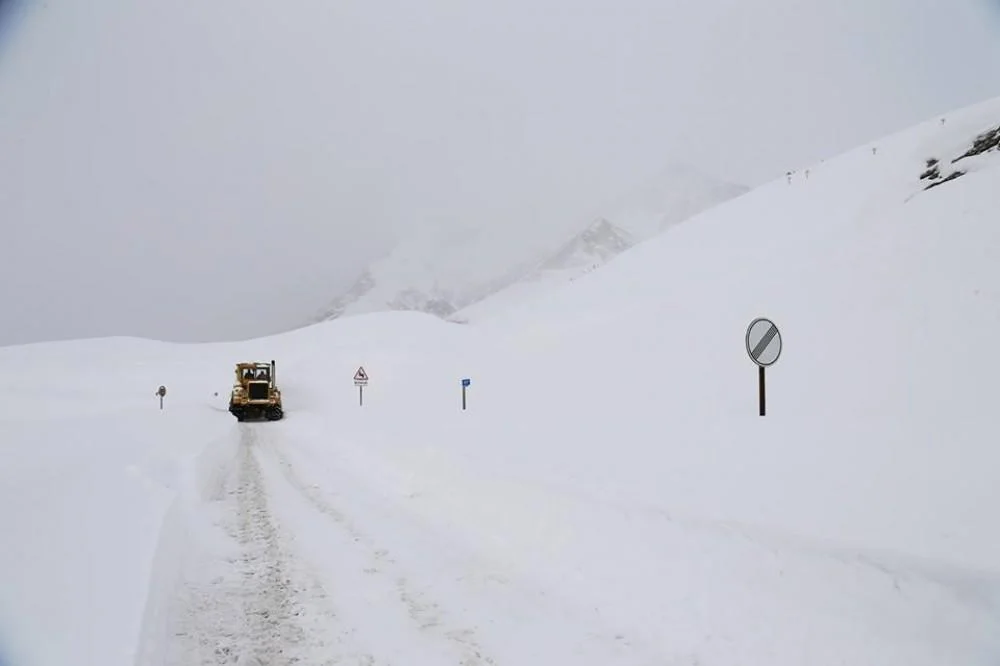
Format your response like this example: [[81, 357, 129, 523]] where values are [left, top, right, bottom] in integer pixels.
[[462, 385, 466, 411], [359, 385, 363, 407], [758, 365, 766, 416]]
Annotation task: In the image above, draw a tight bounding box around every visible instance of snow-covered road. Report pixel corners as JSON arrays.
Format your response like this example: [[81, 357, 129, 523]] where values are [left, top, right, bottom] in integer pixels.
[[3, 318, 999, 666], [125, 410, 1000, 666], [135, 422, 504, 666], [135, 424, 339, 666]]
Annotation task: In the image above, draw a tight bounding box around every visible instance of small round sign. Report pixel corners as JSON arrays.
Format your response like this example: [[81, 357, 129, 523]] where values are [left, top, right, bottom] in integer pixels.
[[157, 385, 167, 397], [746, 318, 782, 367]]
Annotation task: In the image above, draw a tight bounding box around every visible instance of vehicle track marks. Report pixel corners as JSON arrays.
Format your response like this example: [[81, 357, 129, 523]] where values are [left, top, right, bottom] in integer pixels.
[[259, 437, 498, 666], [146, 427, 379, 666]]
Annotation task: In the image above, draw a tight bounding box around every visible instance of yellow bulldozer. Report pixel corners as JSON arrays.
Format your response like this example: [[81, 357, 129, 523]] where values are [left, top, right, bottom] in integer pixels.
[[228, 360, 283, 421]]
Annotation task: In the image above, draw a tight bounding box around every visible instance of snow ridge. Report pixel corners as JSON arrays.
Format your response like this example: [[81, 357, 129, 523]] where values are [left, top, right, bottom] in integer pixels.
[[312, 165, 747, 325], [538, 217, 636, 273]]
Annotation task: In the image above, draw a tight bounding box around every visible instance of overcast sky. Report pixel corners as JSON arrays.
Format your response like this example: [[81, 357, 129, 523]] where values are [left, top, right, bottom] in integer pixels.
[[1, 0, 999, 346]]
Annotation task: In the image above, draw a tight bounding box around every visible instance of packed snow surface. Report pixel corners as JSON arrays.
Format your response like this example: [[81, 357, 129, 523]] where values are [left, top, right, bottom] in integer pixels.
[[2, 98, 1000, 665]]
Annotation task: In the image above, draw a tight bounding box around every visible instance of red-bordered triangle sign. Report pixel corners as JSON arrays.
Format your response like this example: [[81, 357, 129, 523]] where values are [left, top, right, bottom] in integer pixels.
[[354, 367, 369, 382]]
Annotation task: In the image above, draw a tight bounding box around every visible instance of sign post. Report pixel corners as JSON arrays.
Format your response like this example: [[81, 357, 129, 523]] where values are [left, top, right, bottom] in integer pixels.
[[354, 366, 369, 406], [461, 378, 471, 411], [745, 318, 782, 416], [155, 385, 167, 410]]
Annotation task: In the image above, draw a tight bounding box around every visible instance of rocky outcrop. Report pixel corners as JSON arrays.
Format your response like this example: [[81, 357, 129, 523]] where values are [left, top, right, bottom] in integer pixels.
[[920, 123, 1000, 191]]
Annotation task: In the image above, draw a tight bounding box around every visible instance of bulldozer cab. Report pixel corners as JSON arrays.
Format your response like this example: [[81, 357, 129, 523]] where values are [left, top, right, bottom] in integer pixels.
[[229, 360, 283, 421], [237, 362, 271, 385]]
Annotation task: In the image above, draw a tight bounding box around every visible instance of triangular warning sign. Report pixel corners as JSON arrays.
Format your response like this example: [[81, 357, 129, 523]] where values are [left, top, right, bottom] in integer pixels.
[[354, 367, 368, 381]]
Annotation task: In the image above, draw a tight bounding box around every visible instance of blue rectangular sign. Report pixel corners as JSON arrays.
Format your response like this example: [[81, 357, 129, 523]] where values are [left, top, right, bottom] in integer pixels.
[[461, 378, 471, 387]]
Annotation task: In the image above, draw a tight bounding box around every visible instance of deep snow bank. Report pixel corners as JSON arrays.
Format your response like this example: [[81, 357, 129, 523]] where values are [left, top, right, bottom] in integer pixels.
[[0, 338, 236, 666]]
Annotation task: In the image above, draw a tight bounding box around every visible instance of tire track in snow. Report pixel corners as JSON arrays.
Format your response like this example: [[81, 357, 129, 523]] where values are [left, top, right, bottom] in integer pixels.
[[144, 427, 380, 666], [225, 432, 331, 665], [255, 434, 498, 666]]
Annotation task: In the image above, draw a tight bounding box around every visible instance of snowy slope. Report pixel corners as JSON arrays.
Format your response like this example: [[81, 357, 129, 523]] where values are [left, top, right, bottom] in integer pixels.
[[2, 98, 1000, 666], [591, 163, 751, 239], [457, 96, 1000, 572], [311, 222, 544, 322], [314, 166, 746, 323]]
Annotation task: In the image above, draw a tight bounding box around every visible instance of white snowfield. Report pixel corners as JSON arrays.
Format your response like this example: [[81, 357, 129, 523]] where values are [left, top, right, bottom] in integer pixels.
[[2, 97, 1000, 666]]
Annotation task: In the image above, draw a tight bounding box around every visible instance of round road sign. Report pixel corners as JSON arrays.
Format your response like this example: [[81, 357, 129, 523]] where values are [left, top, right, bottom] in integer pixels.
[[746, 318, 782, 367]]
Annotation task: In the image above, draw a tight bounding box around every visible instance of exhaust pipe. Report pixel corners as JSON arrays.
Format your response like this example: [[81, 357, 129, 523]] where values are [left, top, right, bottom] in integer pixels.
[[271, 359, 276, 385]]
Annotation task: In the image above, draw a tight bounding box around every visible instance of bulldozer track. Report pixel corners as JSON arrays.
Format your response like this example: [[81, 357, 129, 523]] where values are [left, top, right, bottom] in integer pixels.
[[140, 424, 498, 666], [256, 433, 498, 666], [218, 432, 335, 665], [142, 427, 369, 666]]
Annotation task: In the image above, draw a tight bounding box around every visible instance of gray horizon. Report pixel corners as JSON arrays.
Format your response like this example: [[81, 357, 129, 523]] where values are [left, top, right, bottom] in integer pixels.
[[1, 0, 999, 347]]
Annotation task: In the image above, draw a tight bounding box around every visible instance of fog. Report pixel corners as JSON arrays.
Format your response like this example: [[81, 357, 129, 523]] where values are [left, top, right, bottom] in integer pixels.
[[1, 0, 999, 346]]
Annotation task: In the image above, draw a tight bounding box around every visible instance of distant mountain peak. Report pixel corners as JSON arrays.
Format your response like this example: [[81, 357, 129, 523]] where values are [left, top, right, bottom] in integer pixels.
[[311, 164, 746, 325], [313, 269, 377, 321], [537, 217, 636, 273]]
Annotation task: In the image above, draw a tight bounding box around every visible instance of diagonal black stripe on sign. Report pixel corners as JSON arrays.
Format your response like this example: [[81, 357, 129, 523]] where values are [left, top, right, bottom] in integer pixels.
[[751, 324, 778, 361]]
